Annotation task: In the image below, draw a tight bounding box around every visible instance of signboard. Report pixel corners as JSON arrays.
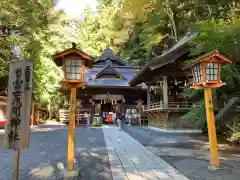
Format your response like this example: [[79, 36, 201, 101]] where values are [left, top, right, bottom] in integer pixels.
[[4, 60, 33, 149], [93, 94, 123, 101]]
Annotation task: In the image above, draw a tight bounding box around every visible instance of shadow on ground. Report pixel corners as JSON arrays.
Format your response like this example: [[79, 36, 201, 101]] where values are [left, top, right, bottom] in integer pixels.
[[161, 156, 240, 180], [124, 126, 240, 180], [0, 127, 112, 180], [123, 126, 208, 150]]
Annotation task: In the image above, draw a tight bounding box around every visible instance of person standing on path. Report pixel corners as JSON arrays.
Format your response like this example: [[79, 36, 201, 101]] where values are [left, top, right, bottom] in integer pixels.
[[116, 112, 121, 130], [84, 111, 90, 127], [112, 112, 116, 125], [121, 113, 125, 129], [115, 106, 122, 130]]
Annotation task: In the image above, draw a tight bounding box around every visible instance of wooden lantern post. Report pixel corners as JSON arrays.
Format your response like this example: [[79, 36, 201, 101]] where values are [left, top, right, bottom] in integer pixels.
[[183, 50, 232, 168], [53, 42, 93, 171]]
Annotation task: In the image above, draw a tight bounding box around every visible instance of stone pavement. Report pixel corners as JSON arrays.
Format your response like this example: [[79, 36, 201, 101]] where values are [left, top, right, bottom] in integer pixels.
[[0, 126, 112, 180], [124, 126, 240, 180], [102, 126, 190, 180]]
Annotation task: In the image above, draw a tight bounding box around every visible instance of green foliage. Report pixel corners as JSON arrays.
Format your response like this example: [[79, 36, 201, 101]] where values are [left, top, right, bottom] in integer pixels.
[[183, 11, 240, 132], [181, 100, 206, 129], [121, 0, 240, 64], [183, 87, 203, 99], [122, 0, 240, 132], [92, 123, 103, 127], [1, 0, 240, 131], [226, 115, 240, 143], [76, 0, 129, 56], [0, 37, 10, 77], [0, 1, 73, 118], [21, 13, 75, 106], [92, 117, 103, 127], [0, 0, 58, 77]]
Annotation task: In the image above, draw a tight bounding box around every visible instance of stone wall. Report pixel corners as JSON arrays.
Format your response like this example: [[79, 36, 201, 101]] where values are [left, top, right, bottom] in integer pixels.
[[166, 112, 199, 129], [147, 111, 169, 128], [145, 111, 199, 129]]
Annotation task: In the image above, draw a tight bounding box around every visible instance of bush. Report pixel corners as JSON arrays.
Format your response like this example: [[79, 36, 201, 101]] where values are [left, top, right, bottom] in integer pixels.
[[227, 119, 240, 145], [92, 117, 103, 127]]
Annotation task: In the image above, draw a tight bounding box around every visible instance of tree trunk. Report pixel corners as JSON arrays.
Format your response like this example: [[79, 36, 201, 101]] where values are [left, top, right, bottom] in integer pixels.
[[48, 103, 52, 120], [164, 1, 178, 42]]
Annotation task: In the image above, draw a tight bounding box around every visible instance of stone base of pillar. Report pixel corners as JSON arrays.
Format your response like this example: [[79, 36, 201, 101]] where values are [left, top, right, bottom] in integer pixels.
[[128, 118, 132, 126]]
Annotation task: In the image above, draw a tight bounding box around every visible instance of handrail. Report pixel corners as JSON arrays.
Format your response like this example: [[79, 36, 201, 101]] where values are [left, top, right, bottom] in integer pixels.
[[143, 102, 199, 111]]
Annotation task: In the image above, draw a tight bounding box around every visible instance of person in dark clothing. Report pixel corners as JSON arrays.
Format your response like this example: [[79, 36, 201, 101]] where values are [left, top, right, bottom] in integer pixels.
[[115, 106, 121, 129], [115, 103, 126, 130], [116, 111, 121, 125], [121, 114, 125, 125]]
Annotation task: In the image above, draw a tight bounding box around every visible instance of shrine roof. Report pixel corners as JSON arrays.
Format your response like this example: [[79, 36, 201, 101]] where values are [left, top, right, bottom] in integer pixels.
[[95, 60, 127, 80], [149, 32, 199, 70], [84, 66, 144, 88], [129, 32, 199, 86], [94, 48, 134, 67], [83, 48, 145, 89]]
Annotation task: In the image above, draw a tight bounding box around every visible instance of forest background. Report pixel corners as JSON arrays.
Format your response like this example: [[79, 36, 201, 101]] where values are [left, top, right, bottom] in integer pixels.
[[1, 0, 240, 142]]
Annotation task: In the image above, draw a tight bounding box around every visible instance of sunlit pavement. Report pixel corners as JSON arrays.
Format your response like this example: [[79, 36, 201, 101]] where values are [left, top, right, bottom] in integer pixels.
[[0, 126, 112, 180], [1, 125, 240, 180], [123, 126, 240, 180], [102, 126, 190, 180]]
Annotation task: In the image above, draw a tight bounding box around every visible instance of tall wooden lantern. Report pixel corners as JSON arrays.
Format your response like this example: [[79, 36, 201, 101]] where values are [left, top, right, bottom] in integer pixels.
[[183, 50, 232, 168], [53, 42, 92, 171]]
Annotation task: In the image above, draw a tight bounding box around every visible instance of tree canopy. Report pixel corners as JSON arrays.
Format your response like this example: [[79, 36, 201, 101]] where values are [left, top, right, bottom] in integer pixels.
[[1, 0, 240, 138]]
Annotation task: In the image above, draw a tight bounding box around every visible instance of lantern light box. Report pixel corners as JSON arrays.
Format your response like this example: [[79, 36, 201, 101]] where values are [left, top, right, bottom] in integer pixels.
[[183, 50, 232, 89], [52, 42, 93, 88]]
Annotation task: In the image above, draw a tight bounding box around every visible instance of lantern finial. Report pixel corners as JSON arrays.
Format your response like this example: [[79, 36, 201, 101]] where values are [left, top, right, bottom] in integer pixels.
[[72, 42, 76, 49]]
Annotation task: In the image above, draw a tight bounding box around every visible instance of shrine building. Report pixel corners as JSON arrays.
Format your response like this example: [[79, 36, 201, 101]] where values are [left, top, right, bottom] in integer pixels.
[[53, 46, 147, 124], [129, 32, 201, 129]]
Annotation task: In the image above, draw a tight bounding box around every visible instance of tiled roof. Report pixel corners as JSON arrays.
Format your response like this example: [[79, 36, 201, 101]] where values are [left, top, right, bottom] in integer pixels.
[[149, 32, 199, 70], [94, 48, 133, 67], [95, 60, 126, 80], [84, 67, 141, 87], [83, 48, 144, 87]]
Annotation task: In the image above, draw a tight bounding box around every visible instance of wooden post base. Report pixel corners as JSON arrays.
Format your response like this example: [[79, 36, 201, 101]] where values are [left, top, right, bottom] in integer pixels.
[[204, 87, 220, 168]]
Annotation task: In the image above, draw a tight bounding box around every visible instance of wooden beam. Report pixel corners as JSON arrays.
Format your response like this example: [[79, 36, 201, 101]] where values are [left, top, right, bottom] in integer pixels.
[[68, 87, 76, 170]]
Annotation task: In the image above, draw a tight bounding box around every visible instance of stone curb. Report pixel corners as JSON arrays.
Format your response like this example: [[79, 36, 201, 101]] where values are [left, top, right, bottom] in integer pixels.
[[146, 126, 202, 134]]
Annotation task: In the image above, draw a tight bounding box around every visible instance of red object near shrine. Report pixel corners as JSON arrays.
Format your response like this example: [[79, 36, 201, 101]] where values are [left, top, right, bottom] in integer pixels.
[[105, 113, 113, 122], [0, 109, 6, 128]]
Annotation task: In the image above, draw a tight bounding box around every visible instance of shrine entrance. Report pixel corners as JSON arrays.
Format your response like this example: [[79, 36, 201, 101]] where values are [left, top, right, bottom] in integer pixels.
[[101, 102, 114, 123], [91, 93, 124, 123], [101, 102, 113, 113]]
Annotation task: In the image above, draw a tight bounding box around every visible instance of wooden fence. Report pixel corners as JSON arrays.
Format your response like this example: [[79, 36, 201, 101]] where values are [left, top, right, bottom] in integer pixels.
[[143, 102, 199, 111], [59, 109, 85, 125]]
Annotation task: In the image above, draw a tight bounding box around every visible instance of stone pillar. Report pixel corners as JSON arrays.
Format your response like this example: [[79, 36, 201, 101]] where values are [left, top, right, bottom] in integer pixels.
[[163, 76, 168, 107], [128, 118, 132, 126]]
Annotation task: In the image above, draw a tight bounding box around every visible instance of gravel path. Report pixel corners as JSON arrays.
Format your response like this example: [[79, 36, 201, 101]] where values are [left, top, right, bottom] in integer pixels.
[[0, 127, 112, 180], [124, 126, 240, 180]]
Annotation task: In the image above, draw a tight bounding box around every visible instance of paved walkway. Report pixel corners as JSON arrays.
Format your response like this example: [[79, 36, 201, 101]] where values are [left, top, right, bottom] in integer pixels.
[[102, 126, 190, 180], [0, 127, 111, 180], [124, 126, 240, 180]]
